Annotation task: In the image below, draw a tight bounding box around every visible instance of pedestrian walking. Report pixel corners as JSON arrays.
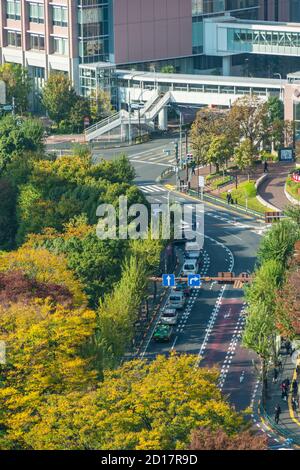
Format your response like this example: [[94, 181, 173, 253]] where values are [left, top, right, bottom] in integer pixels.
[[285, 340, 292, 356], [277, 357, 283, 371], [226, 191, 231, 204], [275, 404, 281, 424], [273, 368, 279, 383], [292, 379, 298, 396], [263, 160, 269, 173], [281, 381, 288, 400], [292, 396, 298, 413]]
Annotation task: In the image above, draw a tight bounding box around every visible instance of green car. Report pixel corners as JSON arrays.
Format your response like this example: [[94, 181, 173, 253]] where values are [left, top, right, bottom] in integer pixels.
[[152, 324, 173, 342]]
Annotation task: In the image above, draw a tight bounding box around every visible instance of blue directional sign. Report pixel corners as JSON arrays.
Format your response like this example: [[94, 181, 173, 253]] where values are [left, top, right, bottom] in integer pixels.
[[162, 274, 176, 287], [188, 274, 202, 288]]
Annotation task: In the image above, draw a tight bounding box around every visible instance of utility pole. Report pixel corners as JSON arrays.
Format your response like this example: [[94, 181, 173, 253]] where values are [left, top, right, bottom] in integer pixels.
[[12, 97, 15, 116], [179, 111, 183, 168]]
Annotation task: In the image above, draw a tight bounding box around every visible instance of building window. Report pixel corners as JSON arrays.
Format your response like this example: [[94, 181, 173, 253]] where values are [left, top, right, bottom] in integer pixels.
[[52, 37, 68, 55], [29, 34, 45, 51], [7, 30, 21, 47], [28, 2, 44, 24], [52, 6, 68, 27], [6, 0, 21, 20]]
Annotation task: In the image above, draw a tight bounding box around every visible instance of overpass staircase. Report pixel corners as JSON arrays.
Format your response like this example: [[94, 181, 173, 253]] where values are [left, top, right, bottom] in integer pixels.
[[85, 90, 174, 142]]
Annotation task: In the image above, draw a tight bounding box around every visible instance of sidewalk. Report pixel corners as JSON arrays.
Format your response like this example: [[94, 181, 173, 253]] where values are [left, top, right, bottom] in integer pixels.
[[257, 162, 294, 210], [188, 162, 295, 212], [261, 347, 300, 446]]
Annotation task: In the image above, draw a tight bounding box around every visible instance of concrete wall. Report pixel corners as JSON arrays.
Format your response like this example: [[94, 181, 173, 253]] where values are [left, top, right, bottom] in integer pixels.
[[113, 0, 192, 64]]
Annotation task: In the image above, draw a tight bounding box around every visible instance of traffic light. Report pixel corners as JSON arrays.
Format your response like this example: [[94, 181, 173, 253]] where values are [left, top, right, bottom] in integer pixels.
[[175, 142, 179, 163]]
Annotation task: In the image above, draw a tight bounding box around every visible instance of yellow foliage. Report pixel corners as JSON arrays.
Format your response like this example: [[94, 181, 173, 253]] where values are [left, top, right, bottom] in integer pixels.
[[0, 246, 86, 306], [0, 300, 98, 448]]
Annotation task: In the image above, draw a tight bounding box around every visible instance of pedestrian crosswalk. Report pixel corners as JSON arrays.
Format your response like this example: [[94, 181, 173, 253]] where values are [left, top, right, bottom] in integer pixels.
[[138, 184, 167, 194], [129, 143, 189, 167]]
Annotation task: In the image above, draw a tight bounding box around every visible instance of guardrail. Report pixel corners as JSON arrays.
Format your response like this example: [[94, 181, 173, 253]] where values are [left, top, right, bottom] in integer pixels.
[[259, 405, 300, 447], [188, 189, 265, 220]]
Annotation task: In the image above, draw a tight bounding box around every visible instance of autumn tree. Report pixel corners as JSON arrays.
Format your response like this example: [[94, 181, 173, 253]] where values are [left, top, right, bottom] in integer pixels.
[[228, 95, 268, 155], [0, 300, 97, 449], [0, 246, 87, 306], [276, 269, 300, 338], [190, 427, 267, 450], [15, 354, 244, 450], [190, 109, 237, 170]]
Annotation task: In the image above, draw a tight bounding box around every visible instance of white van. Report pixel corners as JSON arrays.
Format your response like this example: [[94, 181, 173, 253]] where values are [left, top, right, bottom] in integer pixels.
[[185, 242, 202, 260], [182, 258, 199, 276], [168, 291, 185, 310]]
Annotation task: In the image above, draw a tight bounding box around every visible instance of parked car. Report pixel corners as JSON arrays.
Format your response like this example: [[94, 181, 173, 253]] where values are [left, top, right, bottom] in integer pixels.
[[168, 291, 186, 309], [152, 324, 174, 342], [160, 307, 179, 325], [182, 258, 199, 276]]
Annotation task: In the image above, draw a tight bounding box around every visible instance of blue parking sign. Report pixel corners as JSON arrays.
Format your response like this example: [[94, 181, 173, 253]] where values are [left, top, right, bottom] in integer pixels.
[[162, 274, 176, 287], [188, 274, 202, 287]]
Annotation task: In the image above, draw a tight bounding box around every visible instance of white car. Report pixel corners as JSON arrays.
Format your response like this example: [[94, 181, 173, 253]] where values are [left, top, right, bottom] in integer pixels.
[[168, 291, 185, 310], [182, 258, 199, 276], [160, 307, 179, 325]]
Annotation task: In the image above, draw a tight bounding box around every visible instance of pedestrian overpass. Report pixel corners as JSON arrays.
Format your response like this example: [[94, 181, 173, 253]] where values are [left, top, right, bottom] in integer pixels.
[[84, 69, 284, 142], [203, 16, 300, 74]]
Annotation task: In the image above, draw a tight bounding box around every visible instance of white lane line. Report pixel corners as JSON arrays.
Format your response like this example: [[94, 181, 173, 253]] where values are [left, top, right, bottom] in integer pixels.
[[130, 159, 172, 167], [128, 144, 167, 159], [139, 186, 156, 193]]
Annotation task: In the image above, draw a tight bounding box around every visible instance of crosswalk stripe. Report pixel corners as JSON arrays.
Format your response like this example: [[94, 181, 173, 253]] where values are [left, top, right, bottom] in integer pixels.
[[139, 186, 157, 193]]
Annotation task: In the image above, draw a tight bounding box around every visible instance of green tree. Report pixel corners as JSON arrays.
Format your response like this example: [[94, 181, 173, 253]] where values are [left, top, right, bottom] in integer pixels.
[[0, 178, 17, 250], [233, 138, 254, 174], [243, 260, 285, 395], [90, 88, 113, 123], [257, 219, 300, 266], [0, 63, 32, 113], [284, 204, 300, 226], [0, 115, 44, 175], [41, 72, 77, 124], [98, 256, 147, 368], [68, 96, 91, 133], [207, 134, 233, 173], [160, 65, 176, 73]]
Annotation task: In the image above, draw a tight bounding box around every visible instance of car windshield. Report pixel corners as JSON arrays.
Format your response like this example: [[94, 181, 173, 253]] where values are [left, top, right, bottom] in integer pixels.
[[184, 264, 195, 270], [162, 312, 176, 318], [169, 296, 181, 301]]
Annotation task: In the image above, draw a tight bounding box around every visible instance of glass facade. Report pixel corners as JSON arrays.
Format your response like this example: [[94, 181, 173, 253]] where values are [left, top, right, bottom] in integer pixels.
[[78, 0, 109, 64]]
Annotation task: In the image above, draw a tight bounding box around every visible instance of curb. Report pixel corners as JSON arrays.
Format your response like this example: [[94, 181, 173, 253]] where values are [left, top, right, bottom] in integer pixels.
[[284, 183, 300, 206], [255, 174, 281, 211]]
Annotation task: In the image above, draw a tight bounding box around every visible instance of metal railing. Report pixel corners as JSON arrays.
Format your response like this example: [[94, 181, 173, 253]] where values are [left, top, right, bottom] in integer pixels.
[[260, 405, 300, 447], [85, 111, 122, 136]]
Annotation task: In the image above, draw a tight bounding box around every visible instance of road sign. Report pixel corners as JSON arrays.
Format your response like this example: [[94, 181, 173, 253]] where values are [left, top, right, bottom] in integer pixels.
[[198, 176, 205, 188], [188, 274, 202, 287], [162, 274, 175, 287], [2, 105, 12, 111]]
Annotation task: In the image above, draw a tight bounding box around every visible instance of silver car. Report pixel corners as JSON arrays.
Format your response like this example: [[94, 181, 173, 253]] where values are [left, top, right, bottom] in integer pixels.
[[161, 307, 179, 325]]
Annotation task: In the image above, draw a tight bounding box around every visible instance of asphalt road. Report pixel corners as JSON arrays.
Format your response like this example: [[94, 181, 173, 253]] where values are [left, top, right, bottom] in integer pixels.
[[139, 188, 262, 412]]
